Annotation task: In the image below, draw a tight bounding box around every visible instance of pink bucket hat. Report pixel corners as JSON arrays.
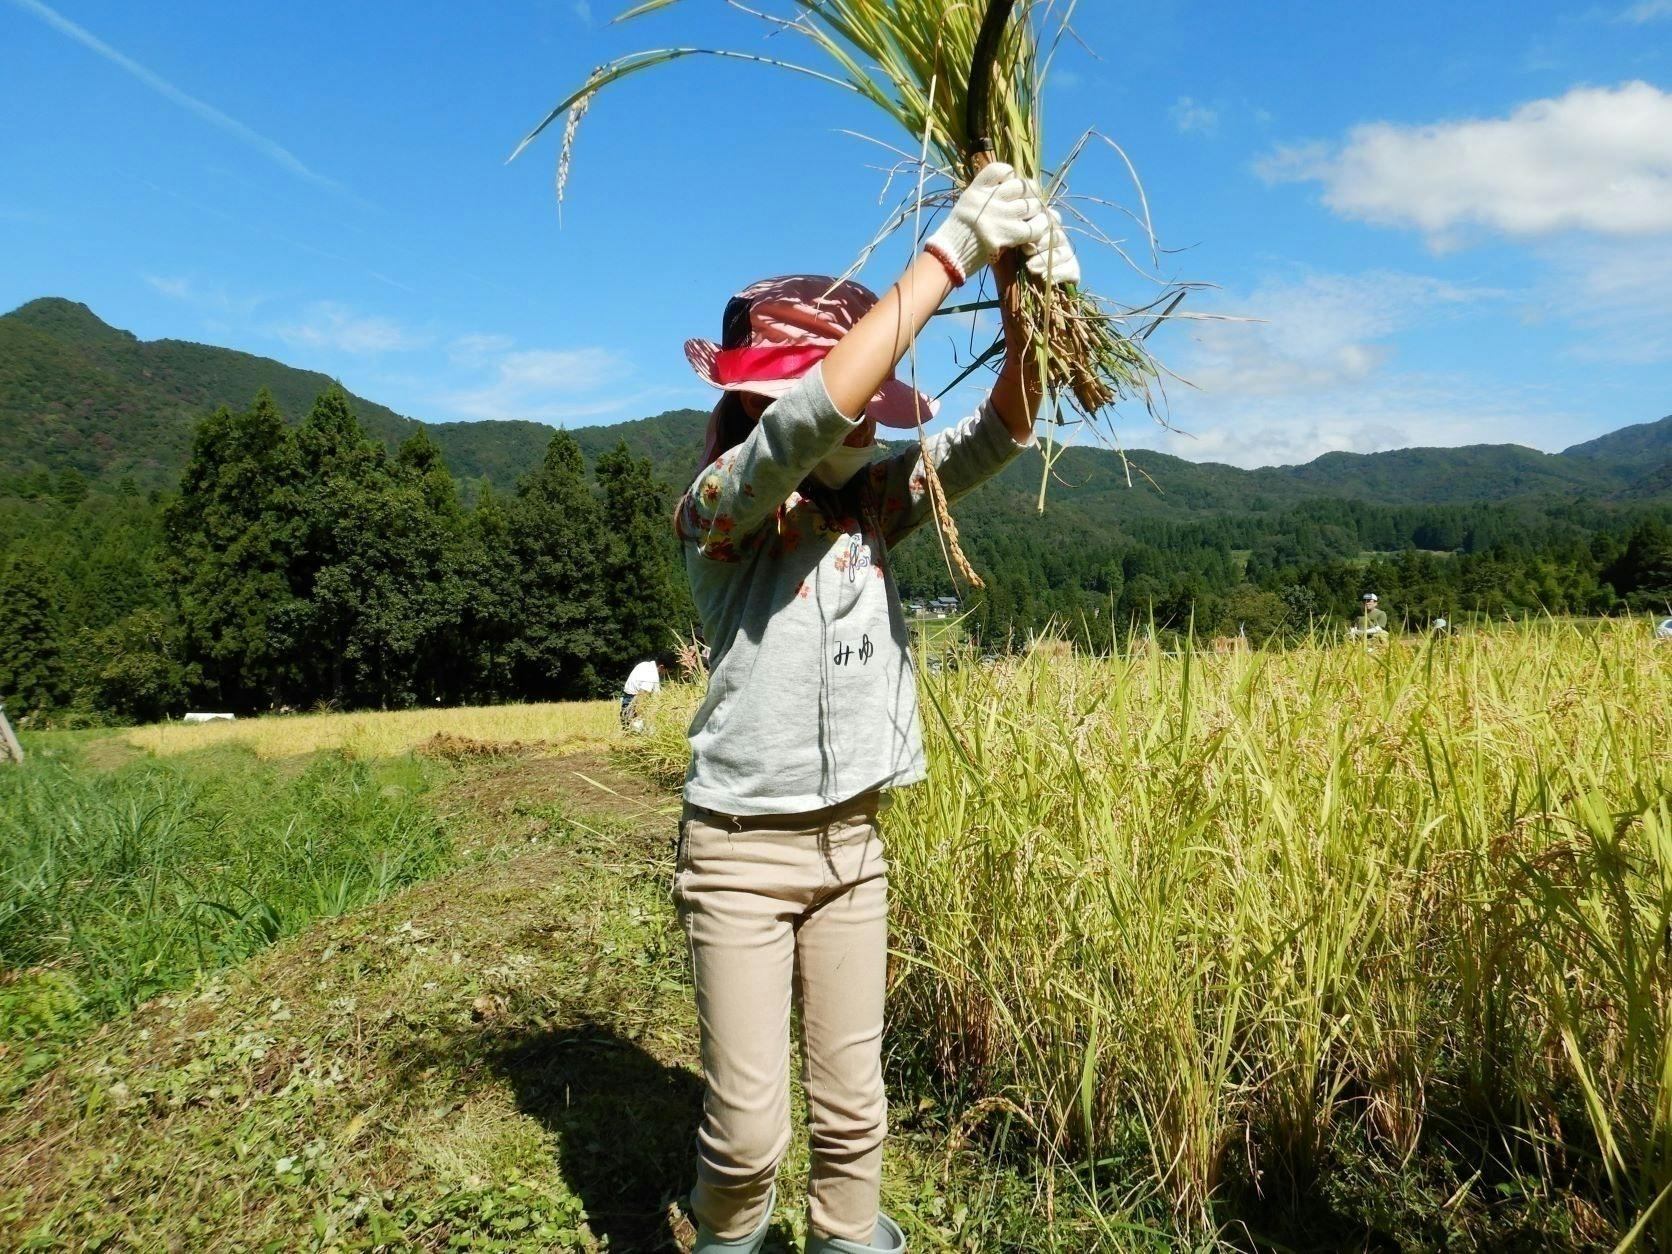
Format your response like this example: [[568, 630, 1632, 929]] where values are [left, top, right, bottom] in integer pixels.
[[685, 275, 938, 430]]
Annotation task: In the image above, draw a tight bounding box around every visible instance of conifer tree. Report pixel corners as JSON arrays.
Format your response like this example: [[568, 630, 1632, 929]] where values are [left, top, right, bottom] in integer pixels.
[[506, 431, 607, 698], [395, 427, 470, 704], [458, 482, 520, 701], [290, 388, 457, 708], [162, 390, 303, 710], [595, 439, 683, 672], [0, 555, 69, 717], [1609, 518, 1672, 609]]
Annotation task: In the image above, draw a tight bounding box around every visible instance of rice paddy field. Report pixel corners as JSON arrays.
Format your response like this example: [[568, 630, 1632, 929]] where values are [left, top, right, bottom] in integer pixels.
[[5, 620, 1670, 1249], [632, 619, 1672, 1247], [119, 699, 621, 760]]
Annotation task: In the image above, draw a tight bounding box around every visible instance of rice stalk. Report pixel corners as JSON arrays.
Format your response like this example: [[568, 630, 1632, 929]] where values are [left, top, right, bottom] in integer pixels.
[[632, 620, 1672, 1243], [514, 0, 1190, 441]]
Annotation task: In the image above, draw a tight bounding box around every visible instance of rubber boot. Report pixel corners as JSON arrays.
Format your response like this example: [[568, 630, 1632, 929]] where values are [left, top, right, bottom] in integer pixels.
[[691, 1184, 776, 1254], [806, 1211, 906, 1254]]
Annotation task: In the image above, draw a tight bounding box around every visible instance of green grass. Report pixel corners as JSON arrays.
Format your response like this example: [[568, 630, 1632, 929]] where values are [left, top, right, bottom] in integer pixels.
[[1, 749, 1110, 1250], [0, 743, 450, 1095]]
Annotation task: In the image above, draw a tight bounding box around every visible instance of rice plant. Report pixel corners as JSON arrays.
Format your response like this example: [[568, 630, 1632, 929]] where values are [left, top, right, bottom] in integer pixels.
[[120, 699, 621, 760], [631, 620, 1672, 1245]]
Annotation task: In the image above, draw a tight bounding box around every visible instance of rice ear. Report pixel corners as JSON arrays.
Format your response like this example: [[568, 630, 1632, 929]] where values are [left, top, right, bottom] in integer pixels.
[[508, 47, 858, 163], [613, 0, 685, 23], [514, 0, 1194, 523]]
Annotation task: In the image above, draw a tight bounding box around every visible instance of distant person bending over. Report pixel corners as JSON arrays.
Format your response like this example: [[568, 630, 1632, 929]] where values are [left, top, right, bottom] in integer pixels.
[[620, 657, 664, 728], [670, 164, 1073, 1254]]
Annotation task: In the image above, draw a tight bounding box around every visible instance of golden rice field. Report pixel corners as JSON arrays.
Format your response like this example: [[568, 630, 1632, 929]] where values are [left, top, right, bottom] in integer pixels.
[[121, 699, 621, 760], [635, 622, 1672, 1245]]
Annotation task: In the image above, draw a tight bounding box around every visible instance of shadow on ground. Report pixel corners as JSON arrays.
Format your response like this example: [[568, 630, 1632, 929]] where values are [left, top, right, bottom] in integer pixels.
[[490, 1020, 800, 1253]]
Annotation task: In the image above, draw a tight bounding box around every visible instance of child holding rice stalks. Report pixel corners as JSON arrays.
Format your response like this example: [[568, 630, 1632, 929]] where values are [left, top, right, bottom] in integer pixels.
[[668, 170, 1075, 1252], [515, 0, 1192, 477]]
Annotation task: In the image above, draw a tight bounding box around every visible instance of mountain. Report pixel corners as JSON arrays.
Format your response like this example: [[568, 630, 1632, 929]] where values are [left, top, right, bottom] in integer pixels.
[[1266, 443, 1620, 503], [0, 298, 565, 488], [3, 298, 1668, 515], [569, 408, 713, 484], [3, 298, 419, 483], [1560, 415, 1672, 497]]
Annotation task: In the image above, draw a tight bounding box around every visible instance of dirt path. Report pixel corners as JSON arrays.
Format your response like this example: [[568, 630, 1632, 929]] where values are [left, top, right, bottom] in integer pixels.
[[0, 750, 1046, 1251]]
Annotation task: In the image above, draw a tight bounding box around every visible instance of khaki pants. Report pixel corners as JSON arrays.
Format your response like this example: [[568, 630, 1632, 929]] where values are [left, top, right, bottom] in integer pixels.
[[673, 792, 890, 1244]]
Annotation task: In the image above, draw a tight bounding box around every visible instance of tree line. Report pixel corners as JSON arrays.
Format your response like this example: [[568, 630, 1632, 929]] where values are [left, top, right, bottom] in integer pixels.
[[2, 387, 1669, 724], [0, 388, 684, 723], [890, 492, 1672, 648]]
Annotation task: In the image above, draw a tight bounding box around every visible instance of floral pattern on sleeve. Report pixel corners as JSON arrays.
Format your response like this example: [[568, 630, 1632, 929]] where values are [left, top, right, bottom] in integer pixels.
[[672, 368, 862, 563], [865, 403, 1031, 547]]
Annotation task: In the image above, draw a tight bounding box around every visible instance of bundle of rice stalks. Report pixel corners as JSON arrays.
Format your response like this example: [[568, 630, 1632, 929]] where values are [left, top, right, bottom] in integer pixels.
[[513, 0, 1191, 446], [671, 628, 707, 682]]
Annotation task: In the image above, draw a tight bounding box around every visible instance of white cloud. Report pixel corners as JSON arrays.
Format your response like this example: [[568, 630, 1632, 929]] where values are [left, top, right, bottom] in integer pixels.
[[145, 275, 194, 302], [1543, 238, 1672, 364], [1181, 270, 1499, 399], [447, 332, 517, 366], [1134, 269, 1534, 467], [266, 312, 639, 423], [440, 345, 628, 421], [1170, 97, 1219, 136], [1617, 0, 1672, 21], [1257, 82, 1672, 245], [144, 274, 264, 315], [1140, 379, 1565, 469], [6, 0, 350, 199], [276, 303, 431, 355]]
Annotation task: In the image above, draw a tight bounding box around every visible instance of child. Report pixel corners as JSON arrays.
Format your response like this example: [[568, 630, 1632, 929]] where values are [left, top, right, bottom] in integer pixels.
[[672, 163, 1078, 1254]]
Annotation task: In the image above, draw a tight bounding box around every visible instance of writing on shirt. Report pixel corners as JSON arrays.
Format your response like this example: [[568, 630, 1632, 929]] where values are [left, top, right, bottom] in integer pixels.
[[833, 633, 875, 667], [834, 532, 872, 583]]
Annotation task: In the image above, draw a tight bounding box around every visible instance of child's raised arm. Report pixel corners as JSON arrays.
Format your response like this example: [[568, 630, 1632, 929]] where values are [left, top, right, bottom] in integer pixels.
[[820, 163, 1045, 419]]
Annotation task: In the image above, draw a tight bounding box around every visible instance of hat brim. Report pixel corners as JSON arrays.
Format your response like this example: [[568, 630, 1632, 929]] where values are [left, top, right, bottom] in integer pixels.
[[684, 338, 937, 429]]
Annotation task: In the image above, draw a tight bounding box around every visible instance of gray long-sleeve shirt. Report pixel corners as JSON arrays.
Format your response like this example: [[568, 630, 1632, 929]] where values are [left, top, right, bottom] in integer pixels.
[[675, 364, 1030, 815]]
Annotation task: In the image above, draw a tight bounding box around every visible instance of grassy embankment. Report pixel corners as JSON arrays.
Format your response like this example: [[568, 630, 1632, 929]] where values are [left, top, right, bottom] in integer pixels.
[[1, 703, 1059, 1250], [631, 620, 1672, 1248], [2, 701, 619, 1089], [0, 745, 447, 1099]]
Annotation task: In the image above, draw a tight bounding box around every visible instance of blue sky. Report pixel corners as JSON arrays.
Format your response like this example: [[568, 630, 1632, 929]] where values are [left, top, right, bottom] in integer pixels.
[[2, 0, 1668, 468]]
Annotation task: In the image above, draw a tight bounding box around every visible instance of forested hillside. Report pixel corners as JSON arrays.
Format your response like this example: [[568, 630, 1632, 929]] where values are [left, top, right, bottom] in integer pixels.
[[1, 298, 587, 491], [8, 297, 1668, 511], [2, 296, 1669, 724]]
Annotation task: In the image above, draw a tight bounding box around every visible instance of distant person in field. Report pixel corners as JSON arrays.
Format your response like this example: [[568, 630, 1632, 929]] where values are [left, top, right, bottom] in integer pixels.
[[670, 164, 1070, 1254], [620, 657, 664, 728], [1355, 592, 1389, 637]]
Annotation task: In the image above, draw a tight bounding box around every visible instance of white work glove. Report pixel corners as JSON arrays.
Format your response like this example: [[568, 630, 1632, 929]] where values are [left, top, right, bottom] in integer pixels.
[[925, 161, 1047, 286], [1021, 191, 1081, 287]]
